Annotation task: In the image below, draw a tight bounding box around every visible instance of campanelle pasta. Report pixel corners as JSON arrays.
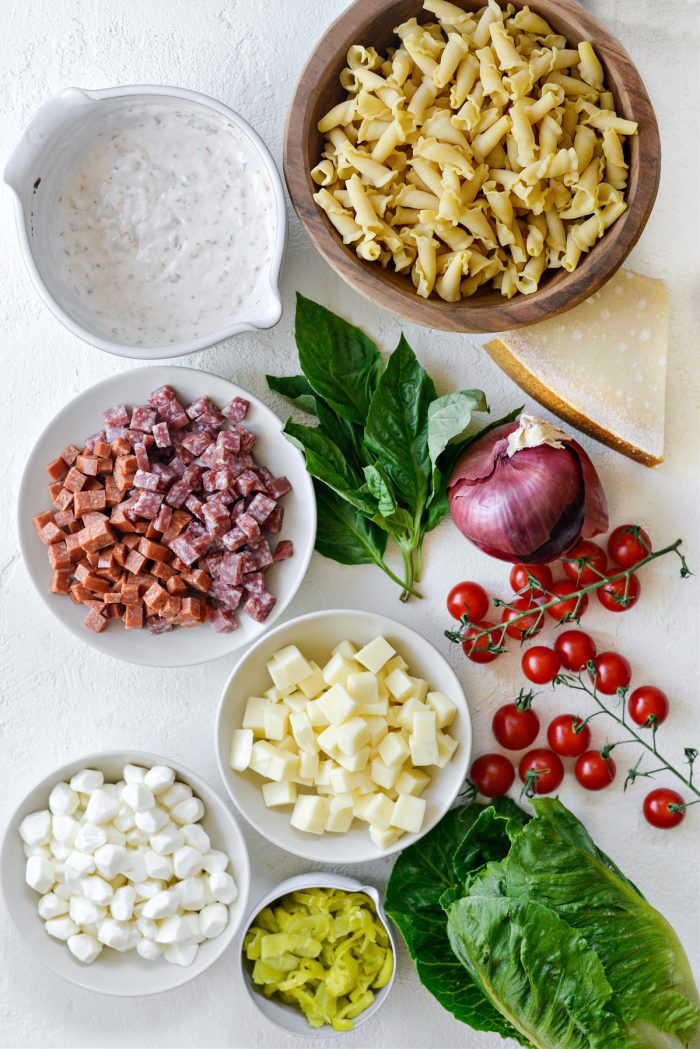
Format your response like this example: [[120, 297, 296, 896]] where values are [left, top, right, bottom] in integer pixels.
[[310, 0, 638, 301]]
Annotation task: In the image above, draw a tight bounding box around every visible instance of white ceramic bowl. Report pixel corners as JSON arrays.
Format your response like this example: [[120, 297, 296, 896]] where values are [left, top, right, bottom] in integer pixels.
[[239, 872, 397, 1037], [0, 750, 251, 997], [17, 365, 316, 667], [4, 85, 286, 358], [216, 609, 472, 863]]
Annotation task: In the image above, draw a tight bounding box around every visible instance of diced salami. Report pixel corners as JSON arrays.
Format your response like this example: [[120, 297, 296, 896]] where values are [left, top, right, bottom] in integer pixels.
[[185, 494, 204, 519], [103, 404, 130, 428], [221, 526, 247, 551], [158, 397, 189, 429], [148, 384, 176, 409], [133, 469, 160, 491], [209, 582, 243, 610], [134, 442, 150, 471], [152, 421, 172, 448], [264, 506, 284, 533], [132, 490, 164, 519], [147, 616, 173, 634], [236, 470, 264, 497], [130, 406, 157, 432], [267, 476, 293, 500], [246, 493, 277, 524], [217, 552, 246, 585], [208, 607, 238, 633], [236, 513, 260, 542], [273, 540, 294, 561], [153, 503, 173, 533], [186, 397, 214, 420], [243, 591, 276, 622], [221, 397, 250, 422], [181, 430, 214, 455]]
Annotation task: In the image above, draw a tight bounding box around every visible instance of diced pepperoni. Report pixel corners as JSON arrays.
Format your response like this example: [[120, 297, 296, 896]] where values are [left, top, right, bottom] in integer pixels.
[[125, 550, 147, 575], [40, 521, 64, 545], [54, 509, 76, 528], [51, 569, 73, 594], [124, 604, 144, 628], [222, 397, 250, 422], [74, 489, 107, 516], [114, 456, 137, 492], [144, 581, 169, 613], [64, 467, 87, 493], [46, 456, 68, 481], [84, 607, 108, 633], [48, 542, 71, 569], [103, 405, 130, 428], [137, 537, 171, 563]]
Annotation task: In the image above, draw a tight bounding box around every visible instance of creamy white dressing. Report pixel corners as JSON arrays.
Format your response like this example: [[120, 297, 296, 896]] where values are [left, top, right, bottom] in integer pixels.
[[53, 101, 276, 346]]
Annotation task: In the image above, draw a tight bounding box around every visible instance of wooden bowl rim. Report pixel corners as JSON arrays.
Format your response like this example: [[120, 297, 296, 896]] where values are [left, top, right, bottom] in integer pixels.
[[284, 0, 661, 333]]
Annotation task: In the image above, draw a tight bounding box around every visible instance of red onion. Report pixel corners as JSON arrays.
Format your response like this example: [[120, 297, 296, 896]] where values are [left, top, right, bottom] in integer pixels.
[[448, 415, 608, 563]]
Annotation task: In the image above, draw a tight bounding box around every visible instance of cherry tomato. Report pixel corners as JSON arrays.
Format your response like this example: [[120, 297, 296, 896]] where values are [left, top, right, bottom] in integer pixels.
[[608, 524, 652, 569], [547, 714, 591, 757], [643, 787, 686, 829], [447, 581, 490, 623], [589, 652, 632, 695], [492, 704, 540, 751], [462, 620, 501, 664], [575, 750, 616, 790], [597, 573, 641, 613], [628, 685, 669, 728], [554, 630, 597, 672], [546, 580, 588, 622], [470, 753, 515, 797], [500, 596, 544, 640], [509, 563, 553, 597], [518, 749, 564, 795], [561, 540, 608, 585], [521, 646, 561, 684]]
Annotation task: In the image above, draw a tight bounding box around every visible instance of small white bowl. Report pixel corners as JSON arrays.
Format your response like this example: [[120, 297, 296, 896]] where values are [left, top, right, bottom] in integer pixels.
[[216, 609, 472, 863], [17, 365, 316, 667], [0, 750, 251, 997], [239, 872, 397, 1037], [4, 85, 286, 358]]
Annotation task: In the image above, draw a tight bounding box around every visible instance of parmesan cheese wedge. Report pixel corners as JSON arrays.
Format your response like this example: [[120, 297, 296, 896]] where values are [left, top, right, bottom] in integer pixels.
[[484, 270, 668, 466]]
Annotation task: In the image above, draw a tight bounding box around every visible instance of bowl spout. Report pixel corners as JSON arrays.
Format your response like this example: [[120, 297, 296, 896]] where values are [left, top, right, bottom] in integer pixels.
[[4, 88, 94, 192]]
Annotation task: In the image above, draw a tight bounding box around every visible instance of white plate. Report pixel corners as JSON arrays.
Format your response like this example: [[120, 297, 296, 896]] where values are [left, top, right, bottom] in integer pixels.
[[17, 365, 316, 667], [0, 750, 251, 997], [215, 609, 472, 864]]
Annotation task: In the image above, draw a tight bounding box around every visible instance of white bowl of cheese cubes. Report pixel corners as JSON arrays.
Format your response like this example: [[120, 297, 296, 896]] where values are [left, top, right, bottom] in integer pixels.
[[215, 609, 471, 863], [1, 751, 250, 995]]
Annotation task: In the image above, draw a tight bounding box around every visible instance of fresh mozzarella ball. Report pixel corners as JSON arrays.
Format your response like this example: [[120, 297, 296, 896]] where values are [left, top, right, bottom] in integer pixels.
[[209, 872, 237, 905], [37, 893, 69, 919], [200, 850, 228, 874], [23, 843, 52, 859], [164, 943, 198, 967], [49, 839, 71, 862], [141, 889, 180, 920], [181, 824, 210, 854], [121, 784, 155, 814], [45, 916, 79, 941], [169, 798, 205, 825], [64, 851, 96, 880], [48, 783, 79, 817], [172, 846, 203, 880], [136, 916, 158, 939], [122, 764, 147, 785], [143, 766, 175, 795], [69, 769, 104, 794], [113, 807, 135, 833], [97, 919, 137, 952], [134, 807, 168, 834], [149, 825, 185, 856], [26, 857, 55, 894], [137, 937, 164, 960], [198, 903, 228, 939], [143, 850, 173, 881], [93, 844, 129, 879], [81, 876, 114, 906], [51, 815, 79, 845], [75, 823, 108, 853], [19, 811, 52, 847], [69, 896, 106, 927], [160, 783, 193, 810], [104, 826, 127, 847], [176, 877, 206, 911], [110, 886, 136, 922], [133, 879, 167, 902], [85, 790, 120, 826], [67, 932, 102, 964]]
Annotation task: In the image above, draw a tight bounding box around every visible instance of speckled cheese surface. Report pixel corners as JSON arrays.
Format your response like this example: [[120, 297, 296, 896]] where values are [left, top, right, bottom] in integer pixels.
[[1, 2, 698, 1048]]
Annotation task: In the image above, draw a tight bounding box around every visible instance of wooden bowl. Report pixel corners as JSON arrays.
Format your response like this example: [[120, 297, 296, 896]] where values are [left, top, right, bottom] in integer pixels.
[[284, 0, 660, 333]]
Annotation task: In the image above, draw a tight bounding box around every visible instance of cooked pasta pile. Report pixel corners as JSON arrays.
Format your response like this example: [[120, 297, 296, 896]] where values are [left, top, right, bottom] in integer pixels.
[[311, 0, 638, 301]]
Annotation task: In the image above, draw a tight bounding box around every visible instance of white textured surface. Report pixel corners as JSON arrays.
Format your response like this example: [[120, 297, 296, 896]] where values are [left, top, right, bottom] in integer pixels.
[[1, 1, 698, 1047]]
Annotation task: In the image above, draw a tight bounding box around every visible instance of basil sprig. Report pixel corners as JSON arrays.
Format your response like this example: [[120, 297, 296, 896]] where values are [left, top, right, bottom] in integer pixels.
[[268, 294, 518, 600]]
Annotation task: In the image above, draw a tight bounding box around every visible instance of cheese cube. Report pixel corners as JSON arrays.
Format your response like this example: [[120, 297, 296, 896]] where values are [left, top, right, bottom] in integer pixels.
[[316, 724, 340, 759], [328, 766, 354, 794], [290, 712, 319, 754], [266, 750, 299, 783], [436, 731, 460, 768], [364, 717, 389, 748], [396, 698, 428, 732], [306, 698, 331, 728], [335, 717, 370, 756], [242, 697, 270, 737], [325, 794, 355, 833], [409, 737, 439, 766], [262, 781, 298, 808], [392, 794, 426, 834], [290, 795, 329, 835], [356, 636, 395, 674], [296, 661, 327, 700], [334, 747, 370, 773], [352, 793, 375, 820], [267, 645, 313, 690], [317, 683, 357, 725], [413, 709, 437, 743], [276, 735, 297, 753], [370, 757, 401, 790], [378, 731, 410, 769], [263, 686, 281, 701], [249, 740, 277, 776], [339, 769, 374, 795], [230, 729, 254, 772], [282, 692, 308, 714], [357, 697, 389, 717], [347, 672, 379, 705], [298, 751, 319, 782], [263, 704, 289, 741], [426, 691, 458, 729], [362, 793, 395, 830], [384, 654, 408, 674], [314, 759, 334, 788], [369, 825, 404, 850], [385, 668, 415, 702], [395, 767, 431, 796], [332, 639, 358, 658], [408, 677, 429, 702], [322, 653, 356, 688]]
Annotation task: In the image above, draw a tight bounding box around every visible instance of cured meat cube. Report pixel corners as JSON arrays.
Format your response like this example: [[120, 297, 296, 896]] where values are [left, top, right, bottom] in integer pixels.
[[134, 442, 150, 472], [222, 526, 247, 551], [158, 397, 189, 429], [168, 535, 200, 567], [216, 430, 241, 455], [65, 533, 84, 561], [124, 605, 144, 629], [267, 476, 293, 500], [202, 465, 236, 493], [185, 495, 204, 519], [246, 493, 277, 524], [186, 396, 215, 420], [121, 580, 140, 605], [196, 406, 225, 430], [48, 542, 71, 569], [40, 520, 64, 545], [181, 431, 214, 455], [242, 571, 265, 593], [218, 552, 245, 585], [236, 470, 264, 497], [64, 467, 87, 493], [273, 540, 294, 561], [51, 569, 73, 595], [83, 573, 111, 594], [111, 435, 131, 456], [46, 456, 68, 480], [97, 548, 115, 571], [161, 510, 190, 544], [240, 429, 257, 453], [50, 487, 69, 511], [179, 568, 211, 593], [147, 616, 173, 634], [244, 543, 274, 572], [167, 575, 188, 596], [78, 520, 114, 553], [103, 404, 130, 428], [222, 397, 250, 423], [96, 457, 113, 474], [54, 509, 76, 528], [76, 454, 99, 476], [150, 560, 176, 582], [114, 455, 137, 492], [209, 582, 243, 610], [74, 489, 107, 516], [263, 506, 284, 533], [84, 431, 107, 453], [195, 443, 218, 468], [153, 503, 173, 533], [130, 406, 157, 432], [144, 581, 169, 613], [32, 511, 54, 534], [60, 444, 81, 466], [132, 490, 164, 519], [243, 591, 276, 623], [209, 607, 238, 633], [124, 549, 147, 575], [152, 421, 172, 448], [163, 596, 182, 619], [201, 501, 230, 538], [133, 469, 160, 491], [166, 480, 190, 508], [104, 476, 121, 507], [148, 384, 176, 409], [236, 513, 260, 542], [84, 607, 108, 633], [137, 537, 171, 563], [179, 597, 203, 624]]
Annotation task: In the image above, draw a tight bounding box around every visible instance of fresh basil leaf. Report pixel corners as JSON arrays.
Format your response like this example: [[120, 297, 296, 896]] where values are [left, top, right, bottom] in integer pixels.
[[283, 420, 374, 516], [294, 293, 381, 425], [364, 334, 436, 524], [313, 480, 388, 567], [363, 463, 397, 517], [316, 397, 364, 472], [504, 799, 700, 1045], [427, 390, 488, 472], [266, 374, 317, 415]]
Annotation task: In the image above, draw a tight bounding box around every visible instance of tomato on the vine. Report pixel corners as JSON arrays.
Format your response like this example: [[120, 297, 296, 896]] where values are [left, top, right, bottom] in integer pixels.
[[590, 652, 631, 695], [521, 646, 561, 684], [628, 686, 669, 728], [554, 630, 597, 672], [470, 753, 515, 797], [462, 620, 501, 663], [547, 714, 591, 757], [509, 563, 553, 597], [575, 750, 616, 790], [492, 704, 540, 750], [608, 525, 652, 569], [597, 573, 641, 612], [546, 580, 588, 622], [447, 581, 490, 623], [518, 749, 564, 795], [561, 540, 608, 585], [643, 787, 686, 829], [501, 596, 544, 640]]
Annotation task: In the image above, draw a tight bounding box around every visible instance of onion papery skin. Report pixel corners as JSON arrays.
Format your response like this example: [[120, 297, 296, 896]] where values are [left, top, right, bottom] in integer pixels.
[[447, 422, 608, 564]]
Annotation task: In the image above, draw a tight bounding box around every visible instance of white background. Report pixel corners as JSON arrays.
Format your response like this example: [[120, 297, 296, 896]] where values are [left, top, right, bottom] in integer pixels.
[[1, 1, 698, 1047]]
